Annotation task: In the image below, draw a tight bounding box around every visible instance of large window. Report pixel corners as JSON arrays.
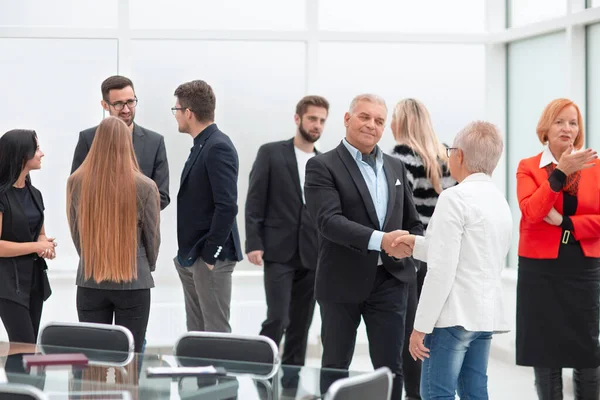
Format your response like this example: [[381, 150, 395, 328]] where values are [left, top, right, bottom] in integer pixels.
[[506, 32, 568, 268], [0, 1, 483, 277]]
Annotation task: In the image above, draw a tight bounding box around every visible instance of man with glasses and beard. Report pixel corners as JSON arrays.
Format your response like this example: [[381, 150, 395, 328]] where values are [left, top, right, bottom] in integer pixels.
[[245, 96, 329, 386], [71, 75, 170, 210]]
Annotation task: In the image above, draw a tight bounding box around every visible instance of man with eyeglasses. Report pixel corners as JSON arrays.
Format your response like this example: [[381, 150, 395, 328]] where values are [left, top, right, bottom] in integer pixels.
[[71, 75, 170, 210]]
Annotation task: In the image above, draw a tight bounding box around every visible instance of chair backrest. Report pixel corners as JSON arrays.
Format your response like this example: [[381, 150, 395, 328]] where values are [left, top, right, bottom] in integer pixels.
[[173, 332, 279, 378], [37, 322, 134, 367], [0, 383, 48, 400], [324, 367, 393, 400], [46, 391, 132, 400]]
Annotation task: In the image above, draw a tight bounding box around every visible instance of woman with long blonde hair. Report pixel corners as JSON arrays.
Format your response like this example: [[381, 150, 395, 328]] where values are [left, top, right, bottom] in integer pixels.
[[390, 98, 455, 400], [67, 116, 160, 352]]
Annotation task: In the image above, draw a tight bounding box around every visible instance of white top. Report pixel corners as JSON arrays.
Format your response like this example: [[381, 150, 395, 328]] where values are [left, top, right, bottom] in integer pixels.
[[412, 173, 513, 334], [539, 145, 560, 168], [295, 146, 315, 204]]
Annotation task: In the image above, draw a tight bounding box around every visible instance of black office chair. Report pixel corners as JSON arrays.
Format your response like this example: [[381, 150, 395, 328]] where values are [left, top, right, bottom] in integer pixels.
[[324, 367, 393, 400], [173, 332, 280, 400], [173, 332, 279, 378], [0, 383, 48, 399], [37, 321, 134, 367]]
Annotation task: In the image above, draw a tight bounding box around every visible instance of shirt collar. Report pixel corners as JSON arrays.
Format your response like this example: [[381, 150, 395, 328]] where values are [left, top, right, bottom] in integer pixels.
[[342, 138, 383, 164], [193, 123, 217, 147], [461, 172, 491, 183], [539, 146, 559, 169]]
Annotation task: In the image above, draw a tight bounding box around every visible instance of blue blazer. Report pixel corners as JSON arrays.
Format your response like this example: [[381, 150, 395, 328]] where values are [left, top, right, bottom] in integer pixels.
[[177, 124, 242, 266]]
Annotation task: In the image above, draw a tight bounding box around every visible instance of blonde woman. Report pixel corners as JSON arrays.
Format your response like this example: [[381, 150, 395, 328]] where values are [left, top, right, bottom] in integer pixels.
[[67, 117, 160, 352], [390, 98, 455, 400]]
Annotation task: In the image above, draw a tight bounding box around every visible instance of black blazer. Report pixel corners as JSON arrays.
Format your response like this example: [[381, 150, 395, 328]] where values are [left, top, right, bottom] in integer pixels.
[[71, 123, 170, 210], [304, 142, 424, 303], [177, 124, 242, 266], [245, 138, 319, 269], [0, 184, 51, 307]]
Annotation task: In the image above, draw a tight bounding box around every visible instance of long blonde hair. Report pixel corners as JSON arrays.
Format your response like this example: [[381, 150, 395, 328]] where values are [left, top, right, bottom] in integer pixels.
[[392, 98, 447, 194], [67, 117, 140, 283]]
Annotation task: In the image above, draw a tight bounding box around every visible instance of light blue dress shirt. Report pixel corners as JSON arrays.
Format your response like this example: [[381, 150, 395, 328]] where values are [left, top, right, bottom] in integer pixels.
[[342, 139, 388, 253]]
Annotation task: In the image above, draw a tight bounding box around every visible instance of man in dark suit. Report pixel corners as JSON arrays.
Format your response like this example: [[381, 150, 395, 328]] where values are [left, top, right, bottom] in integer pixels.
[[245, 95, 329, 371], [304, 94, 424, 399], [172, 80, 242, 333], [71, 75, 170, 210]]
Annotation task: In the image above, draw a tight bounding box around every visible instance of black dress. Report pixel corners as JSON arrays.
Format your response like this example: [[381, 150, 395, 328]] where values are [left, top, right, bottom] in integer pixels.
[[516, 168, 600, 368]]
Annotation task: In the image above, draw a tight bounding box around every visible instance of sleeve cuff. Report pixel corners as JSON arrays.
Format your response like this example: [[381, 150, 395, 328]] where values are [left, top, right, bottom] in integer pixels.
[[413, 235, 427, 262], [201, 244, 220, 266], [549, 169, 567, 192], [413, 318, 433, 334], [368, 230, 385, 252], [561, 215, 574, 231]]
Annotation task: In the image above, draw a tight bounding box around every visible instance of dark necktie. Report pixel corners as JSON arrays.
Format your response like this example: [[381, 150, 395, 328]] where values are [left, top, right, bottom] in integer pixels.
[[362, 152, 377, 175]]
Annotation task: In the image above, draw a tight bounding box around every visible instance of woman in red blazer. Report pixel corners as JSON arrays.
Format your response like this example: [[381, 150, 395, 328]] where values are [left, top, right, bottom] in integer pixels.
[[516, 98, 600, 399]]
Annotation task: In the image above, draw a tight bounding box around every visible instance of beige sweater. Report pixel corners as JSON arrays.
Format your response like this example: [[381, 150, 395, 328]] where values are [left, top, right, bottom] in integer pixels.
[[67, 173, 161, 290]]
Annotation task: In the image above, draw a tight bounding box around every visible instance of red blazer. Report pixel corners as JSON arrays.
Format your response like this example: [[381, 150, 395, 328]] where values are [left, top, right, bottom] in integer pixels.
[[517, 153, 600, 259]]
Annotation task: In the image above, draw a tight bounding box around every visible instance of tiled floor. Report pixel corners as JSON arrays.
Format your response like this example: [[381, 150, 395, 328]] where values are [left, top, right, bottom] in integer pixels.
[[0, 266, 575, 399]]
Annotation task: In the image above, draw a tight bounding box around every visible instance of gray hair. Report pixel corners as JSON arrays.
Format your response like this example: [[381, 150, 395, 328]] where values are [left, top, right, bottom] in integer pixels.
[[348, 94, 387, 114], [453, 121, 504, 175]]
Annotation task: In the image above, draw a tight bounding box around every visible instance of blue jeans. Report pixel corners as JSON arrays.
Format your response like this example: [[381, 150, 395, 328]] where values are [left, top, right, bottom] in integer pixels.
[[421, 326, 492, 400]]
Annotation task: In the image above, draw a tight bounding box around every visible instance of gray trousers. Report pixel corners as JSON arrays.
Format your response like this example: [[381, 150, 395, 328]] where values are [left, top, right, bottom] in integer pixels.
[[175, 256, 236, 333]]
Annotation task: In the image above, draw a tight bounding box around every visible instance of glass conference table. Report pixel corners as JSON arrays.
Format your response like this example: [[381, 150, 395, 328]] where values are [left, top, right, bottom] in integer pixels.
[[0, 342, 365, 399]]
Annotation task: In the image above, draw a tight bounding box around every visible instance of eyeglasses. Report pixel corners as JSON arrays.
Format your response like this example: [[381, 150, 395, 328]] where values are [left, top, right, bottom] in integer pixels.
[[171, 107, 187, 115], [106, 97, 138, 111], [446, 147, 458, 158]]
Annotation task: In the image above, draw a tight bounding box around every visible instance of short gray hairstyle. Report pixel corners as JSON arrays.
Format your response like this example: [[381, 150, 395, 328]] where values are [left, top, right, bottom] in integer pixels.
[[348, 94, 387, 114], [453, 121, 504, 175]]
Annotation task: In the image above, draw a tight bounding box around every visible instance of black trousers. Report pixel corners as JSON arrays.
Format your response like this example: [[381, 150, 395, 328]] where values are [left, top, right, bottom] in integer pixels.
[[76, 287, 151, 353], [534, 367, 600, 400], [0, 291, 44, 343], [402, 261, 427, 399], [259, 256, 316, 366], [319, 267, 408, 400]]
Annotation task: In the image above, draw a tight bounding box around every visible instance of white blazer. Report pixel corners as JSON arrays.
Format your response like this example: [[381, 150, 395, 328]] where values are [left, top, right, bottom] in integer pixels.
[[413, 173, 512, 334]]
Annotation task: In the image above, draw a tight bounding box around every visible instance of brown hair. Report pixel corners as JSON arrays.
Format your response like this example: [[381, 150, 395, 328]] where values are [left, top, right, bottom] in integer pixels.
[[536, 98, 584, 149], [67, 117, 139, 283], [101, 76, 134, 101], [174, 80, 216, 122], [295, 95, 329, 118]]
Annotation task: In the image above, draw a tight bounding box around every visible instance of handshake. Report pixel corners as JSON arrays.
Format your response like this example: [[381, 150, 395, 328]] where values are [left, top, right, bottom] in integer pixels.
[[381, 230, 416, 259]]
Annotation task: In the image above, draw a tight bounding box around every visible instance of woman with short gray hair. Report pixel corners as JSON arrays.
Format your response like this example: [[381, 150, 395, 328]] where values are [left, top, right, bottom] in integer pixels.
[[388, 121, 512, 399]]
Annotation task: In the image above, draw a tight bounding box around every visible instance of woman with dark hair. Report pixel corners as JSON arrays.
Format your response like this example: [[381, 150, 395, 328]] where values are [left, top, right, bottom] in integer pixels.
[[0, 129, 55, 344]]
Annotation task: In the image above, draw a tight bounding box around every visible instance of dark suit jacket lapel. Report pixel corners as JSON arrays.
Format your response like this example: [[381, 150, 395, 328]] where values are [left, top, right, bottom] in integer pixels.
[[132, 124, 146, 164], [283, 139, 303, 201], [180, 124, 218, 186], [336, 143, 380, 229], [382, 159, 397, 229]]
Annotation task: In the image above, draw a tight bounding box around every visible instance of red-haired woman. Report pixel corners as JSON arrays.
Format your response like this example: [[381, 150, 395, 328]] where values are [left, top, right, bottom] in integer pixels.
[[516, 98, 600, 399]]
